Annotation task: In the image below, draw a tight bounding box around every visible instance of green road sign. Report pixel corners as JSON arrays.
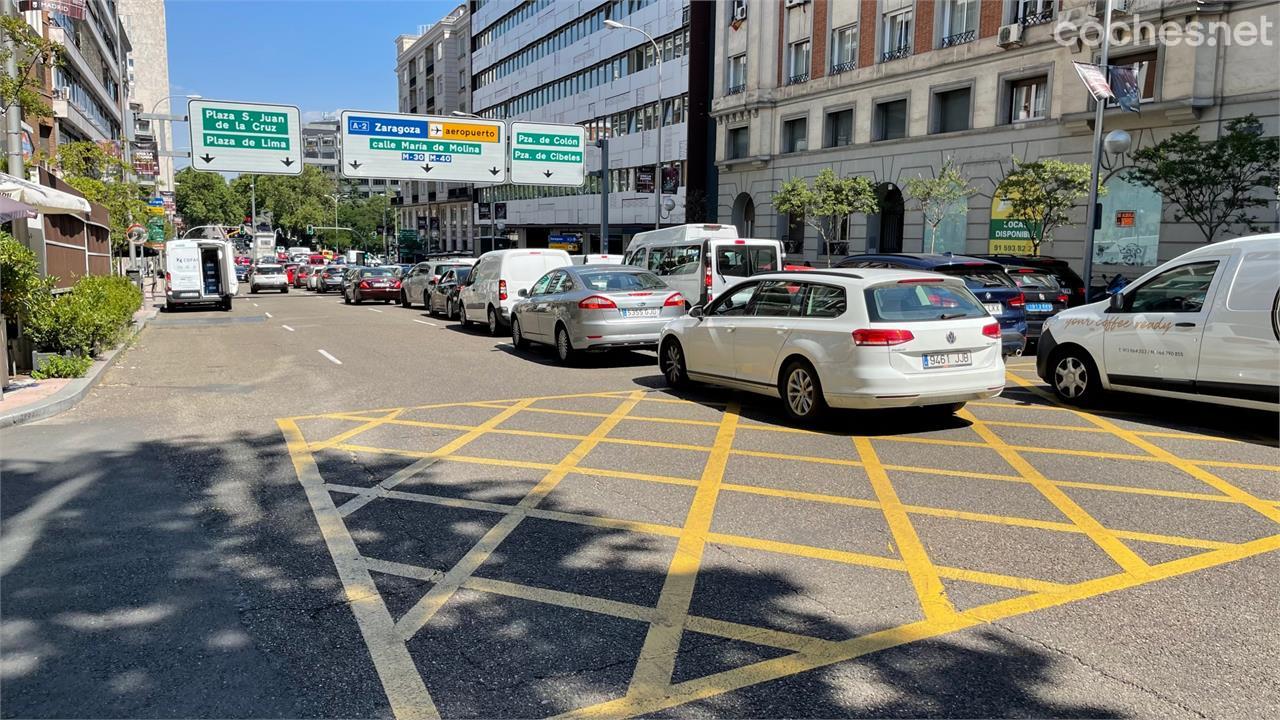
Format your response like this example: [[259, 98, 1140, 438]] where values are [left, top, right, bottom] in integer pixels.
[[398, 229, 418, 243], [509, 121, 586, 187], [188, 99, 303, 176]]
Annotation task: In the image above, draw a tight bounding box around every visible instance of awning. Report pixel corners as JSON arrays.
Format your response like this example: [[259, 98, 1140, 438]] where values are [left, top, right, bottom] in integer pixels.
[[0, 194, 37, 223], [0, 171, 92, 216]]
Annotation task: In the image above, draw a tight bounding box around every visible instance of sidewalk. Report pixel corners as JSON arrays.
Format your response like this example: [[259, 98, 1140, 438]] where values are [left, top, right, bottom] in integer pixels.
[[0, 283, 164, 428]]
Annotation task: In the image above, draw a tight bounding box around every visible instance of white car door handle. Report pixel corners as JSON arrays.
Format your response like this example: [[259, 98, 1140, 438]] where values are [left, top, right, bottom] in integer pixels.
[[725, 327, 735, 333]]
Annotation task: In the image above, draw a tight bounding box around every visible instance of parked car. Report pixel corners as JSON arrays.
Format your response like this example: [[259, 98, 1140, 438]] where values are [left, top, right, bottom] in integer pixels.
[[428, 267, 471, 319], [1005, 266, 1071, 344], [459, 248, 573, 334], [294, 264, 313, 288], [623, 224, 784, 307], [976, 254, 1087, 306], [401, 257, 476, 308], [250, 263, 289, 294], [838, 253, 1027, 356], [510, 266, 686, 362], [1037, 234, 1279, 410], [316, 265, 348, 293], [343, 266, 401, 304], [658, 269, 1006, 422]]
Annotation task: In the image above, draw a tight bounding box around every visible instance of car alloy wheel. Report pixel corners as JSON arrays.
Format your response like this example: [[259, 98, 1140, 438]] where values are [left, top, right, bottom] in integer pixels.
[[511, 317, 527, 349], [787, 367, 815, 416], [661, 340, 687, 388], [555, 325, 575, 363], [487, 307, 499, 336]]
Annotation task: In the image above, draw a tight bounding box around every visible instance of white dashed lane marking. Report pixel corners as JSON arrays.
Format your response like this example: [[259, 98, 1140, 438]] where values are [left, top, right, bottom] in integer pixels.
[[282, 325, 295, 332], [318, 349, 343, 365]]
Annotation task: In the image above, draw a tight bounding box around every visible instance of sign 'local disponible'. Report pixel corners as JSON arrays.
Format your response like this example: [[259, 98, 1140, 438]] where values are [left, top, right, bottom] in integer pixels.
[[508, 122, 585, 187], [339, 111, 506, 183], [188, 99, 302, 175]]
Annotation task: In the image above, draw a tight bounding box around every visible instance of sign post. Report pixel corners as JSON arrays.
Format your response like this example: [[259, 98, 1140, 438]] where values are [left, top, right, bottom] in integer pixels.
[[188, 99, 303, 175], [509, 122, 586, 186], [339, 111, 506, 183]]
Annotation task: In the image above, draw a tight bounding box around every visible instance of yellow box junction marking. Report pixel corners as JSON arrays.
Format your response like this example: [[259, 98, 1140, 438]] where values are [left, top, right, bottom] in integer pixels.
[[279, 385, 1280, 720]]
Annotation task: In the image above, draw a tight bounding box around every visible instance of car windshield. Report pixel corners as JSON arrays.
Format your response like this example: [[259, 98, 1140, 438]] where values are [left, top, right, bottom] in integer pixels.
[[361, 268, 394, 278], [579, 270, 667, 291], [1010, 271, 1061, 290], [257, 265, 283, 275], [451, 268, 471, 283], [865, 284, 988, 321], [936, 265, 1016, 289], [436, 264, 469, 276]]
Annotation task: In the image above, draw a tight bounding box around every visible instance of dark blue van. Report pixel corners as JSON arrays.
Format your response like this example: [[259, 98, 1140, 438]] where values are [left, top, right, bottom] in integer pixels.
[[837, 253, 1027, 356]]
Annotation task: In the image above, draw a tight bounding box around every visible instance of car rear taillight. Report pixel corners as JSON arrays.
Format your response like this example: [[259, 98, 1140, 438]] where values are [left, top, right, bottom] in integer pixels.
[[852, 329, 915, 346], [578, 295, 618, 310], [1057, 294, 1069, 304], [498, 279, 508, 300], [164, 272, 170, 283], [663, 293, 685, 307], [1008, 293, 1026, 308], [982, 322, 1001, 339], [359, 280, 371, 289], [704, 264, 712, 288], [392, 279, 402, 289]]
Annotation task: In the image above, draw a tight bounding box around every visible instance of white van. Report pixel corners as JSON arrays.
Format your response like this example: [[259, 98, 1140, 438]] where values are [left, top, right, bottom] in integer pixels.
[[623, 224, 784, 307], [571, 254, 625, 266], [165, 238, 238, 311], [1037, 234, 1279, 410], [459, 248, 572, 335]]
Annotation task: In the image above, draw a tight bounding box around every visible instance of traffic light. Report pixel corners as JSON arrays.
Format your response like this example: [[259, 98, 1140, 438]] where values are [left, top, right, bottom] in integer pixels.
[[306, 225, 314, 235]]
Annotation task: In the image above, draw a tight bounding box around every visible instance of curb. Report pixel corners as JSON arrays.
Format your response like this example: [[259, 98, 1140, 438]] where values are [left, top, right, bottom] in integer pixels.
[[0, 307, 157, 429]]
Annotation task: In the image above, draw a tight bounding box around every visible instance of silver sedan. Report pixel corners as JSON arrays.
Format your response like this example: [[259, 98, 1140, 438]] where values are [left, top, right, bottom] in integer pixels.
[[510, 266, 686, 362]]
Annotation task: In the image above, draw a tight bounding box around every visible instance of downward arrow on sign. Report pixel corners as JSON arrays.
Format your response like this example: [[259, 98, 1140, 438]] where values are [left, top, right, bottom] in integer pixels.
[[489, 166, 500, 176], [542, 170, 553, 178], [199, 154, 215, 164], [421, 164, 433, 173], [349, 160, 362, 170], [281, 157, 295, 167]]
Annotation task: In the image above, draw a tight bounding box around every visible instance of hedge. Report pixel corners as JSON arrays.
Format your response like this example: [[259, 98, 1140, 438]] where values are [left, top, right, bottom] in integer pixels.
[[24, 275, 142, 357], [31, 354, 94, 379]]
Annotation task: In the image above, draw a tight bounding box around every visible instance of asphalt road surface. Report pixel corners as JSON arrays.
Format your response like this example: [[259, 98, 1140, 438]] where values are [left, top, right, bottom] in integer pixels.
[[3, 289, 1278, 719]]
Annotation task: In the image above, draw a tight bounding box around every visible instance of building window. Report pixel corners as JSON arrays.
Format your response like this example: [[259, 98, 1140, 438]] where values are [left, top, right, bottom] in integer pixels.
[[727, 54, 747, 94], [786, 40, 811, 85], [1012, 0, 1055, 26], [727, 126, 749, 159], [940, 0, 978, 47], [782, 117, 808, 153], [932, 87, 971, 134], [881, 2, 913, 62], [831, 24, 857, 74], [873, 98, 908, 141], [825, 109, 853, 147], [785, 212, 806, 255], [1009, 76, 1048, 122], [1111, 50, 1159, 102]]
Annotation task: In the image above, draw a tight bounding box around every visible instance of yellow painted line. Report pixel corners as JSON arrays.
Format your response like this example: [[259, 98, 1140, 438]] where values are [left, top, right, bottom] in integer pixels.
[[627, 403, 740, 698], [559, 533, 1280, 719], [731, 448, 865, 468], [309, 409, 406, 451], [515, 405, 725, 429], [631, 395, 728, 407], [854, 437, 954, 620], [574, 465, 701, 487], [959, 409, 1150, 574], [276, 419, 440, 720], [394, 391, 647, 641], [968, 400, 1071, 412]]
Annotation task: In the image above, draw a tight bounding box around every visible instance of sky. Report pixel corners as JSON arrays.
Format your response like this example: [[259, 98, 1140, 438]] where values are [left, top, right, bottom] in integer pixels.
[[166, 0, 460, 166]]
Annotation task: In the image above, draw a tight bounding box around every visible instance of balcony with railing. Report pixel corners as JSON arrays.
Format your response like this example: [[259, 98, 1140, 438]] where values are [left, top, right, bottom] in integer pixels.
[[785, 73, 810, 86], [1018, 9, 1055, 26], [880, 45, 912, 63], [726, 83, 746, 96], [941, 30, 975, 48], [830, 60, 857, 75]]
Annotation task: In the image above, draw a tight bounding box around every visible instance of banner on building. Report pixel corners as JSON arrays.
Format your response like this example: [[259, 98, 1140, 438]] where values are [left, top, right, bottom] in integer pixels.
[[988, 187, 1036, 254], [1072, 61, 1114, 102], [1108, 64, 1141, 112], [159, 190, 175, 212], [636, 167, 655, 194], [18, 0, 85, 19], [477, 203, 491, 221], [132, 140, 158, 177], [661, 165, 680, 194]]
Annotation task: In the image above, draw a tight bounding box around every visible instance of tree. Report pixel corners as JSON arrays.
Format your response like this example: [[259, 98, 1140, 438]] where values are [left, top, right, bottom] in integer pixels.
[[773, 169, 878, 265], [174, 167, 240, 228], [0, 16, 64, 123], [999, 158, 1102, 255], [54, 142, 149, 253], [1129, 115, 1280, 243], [905, 158, 977, 253]]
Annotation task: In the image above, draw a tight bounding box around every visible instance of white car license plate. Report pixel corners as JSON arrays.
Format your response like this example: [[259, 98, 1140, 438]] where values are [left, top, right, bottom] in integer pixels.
[[1026, 302, 1053, 312], [372, 282, 388, 287], [621, 308, 659, 318], [922, 351, 972, 369], [984, 303, 1003, 315]]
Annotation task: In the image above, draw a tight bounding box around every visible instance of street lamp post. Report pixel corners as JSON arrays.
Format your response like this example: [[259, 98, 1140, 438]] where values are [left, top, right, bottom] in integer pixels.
[[1081, 0, 1115, 300], [149, 93, 201, 189], [604, 19, 661, 230]]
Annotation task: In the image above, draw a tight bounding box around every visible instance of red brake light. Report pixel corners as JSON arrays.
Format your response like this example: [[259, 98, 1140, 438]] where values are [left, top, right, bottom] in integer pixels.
[[392, 279, 402, 289], [663, 292, 685, 307], [164, 272, 171, 283], [359, 280, 371, 289], [578, 295, 618, 310], [733, 239, 746, 244], [982, 322, 1001, 338], [704, 264, 712, 288], [898, 278, 943, 284], [853, 329, 915, 346], [1008, 293, 1026, 307], [1057, 294, 1069, 304], [499, 279, 508, 300]]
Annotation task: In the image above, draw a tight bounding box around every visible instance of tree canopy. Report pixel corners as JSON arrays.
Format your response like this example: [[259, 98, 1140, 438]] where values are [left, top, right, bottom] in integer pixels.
[[905, 158, 977, 254], [54, 142, 150, 253], [175, 167, 241, 229], [999, 158, 1102, 255], [773, 169, 878, 265]]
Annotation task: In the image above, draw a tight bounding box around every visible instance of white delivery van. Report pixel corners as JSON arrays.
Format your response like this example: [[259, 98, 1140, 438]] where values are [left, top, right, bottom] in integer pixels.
[[571, 254, 625, 265], [623, 224, 784, 307], [1037, 234, 1279, 410], [459, 248, 572, 335], [165, 238, 237, 311]]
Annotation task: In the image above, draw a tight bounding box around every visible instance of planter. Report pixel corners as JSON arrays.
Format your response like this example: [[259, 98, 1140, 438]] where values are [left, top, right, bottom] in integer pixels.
[[31, 350, 71, 372]]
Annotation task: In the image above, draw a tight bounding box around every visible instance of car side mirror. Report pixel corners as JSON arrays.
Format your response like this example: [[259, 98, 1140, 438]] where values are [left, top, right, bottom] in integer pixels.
[[1108, 293, 1125, 312], [517, 288, 528, 298], [688, 305, 705, 319]]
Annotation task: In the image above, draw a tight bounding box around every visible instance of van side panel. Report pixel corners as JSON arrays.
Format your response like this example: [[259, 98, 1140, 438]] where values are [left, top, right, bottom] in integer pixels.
[[1195, 247, 1280, 404]]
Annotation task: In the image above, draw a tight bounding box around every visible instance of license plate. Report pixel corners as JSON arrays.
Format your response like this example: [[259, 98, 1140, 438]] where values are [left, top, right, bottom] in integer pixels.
[[984, 303, 1003, 315], [1026, 302, 1053, 312], [922, 351, 972, 369], [621, 308, 659, 318], [372, 282, 388, 287]]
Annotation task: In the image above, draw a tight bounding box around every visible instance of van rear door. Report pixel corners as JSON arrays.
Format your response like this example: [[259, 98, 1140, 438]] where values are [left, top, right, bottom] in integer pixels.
[[168, 245, 201, 293], [707, 240, 783, 300]]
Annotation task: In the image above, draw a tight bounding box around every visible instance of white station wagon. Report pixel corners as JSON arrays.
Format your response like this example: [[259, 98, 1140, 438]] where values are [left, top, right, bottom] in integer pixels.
[[658, 269, 1007, 421]]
